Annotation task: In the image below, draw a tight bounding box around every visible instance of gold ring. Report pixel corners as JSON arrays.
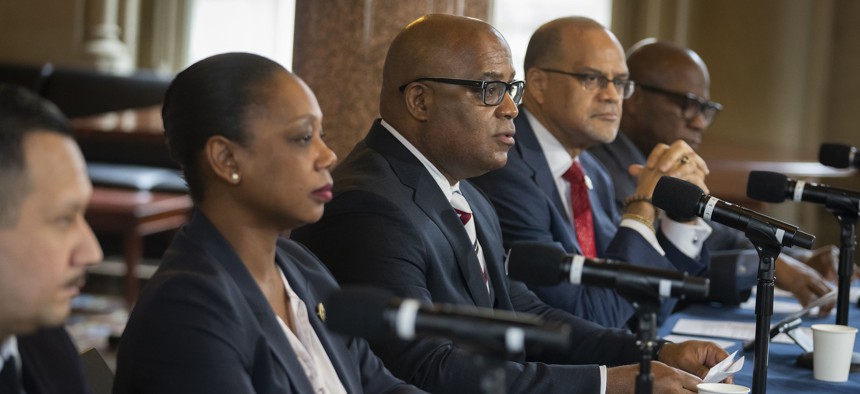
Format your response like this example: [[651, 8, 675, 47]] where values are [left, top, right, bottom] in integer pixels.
[[679, 156, 690, 165]]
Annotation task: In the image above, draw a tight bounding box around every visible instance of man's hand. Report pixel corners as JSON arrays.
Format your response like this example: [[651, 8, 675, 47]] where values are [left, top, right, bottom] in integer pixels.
[[606, 362, 702, 393], [801, 245, 839, 282], [775, 255, 835, 316], [628, 140, 710, 221], [657, 340, 730, 382]]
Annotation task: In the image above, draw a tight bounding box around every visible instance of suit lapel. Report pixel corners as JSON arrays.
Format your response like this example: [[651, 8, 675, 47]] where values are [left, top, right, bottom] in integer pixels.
[[186, 212, 315, 393], [366, 122, 493, 307], [513, 114, 584, 255], [275, 249, 360, 391]]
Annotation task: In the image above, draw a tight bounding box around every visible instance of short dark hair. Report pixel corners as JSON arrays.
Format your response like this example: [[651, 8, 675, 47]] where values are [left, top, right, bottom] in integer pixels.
[[0, 83, 71, 227], [162, 52, 287, 202]]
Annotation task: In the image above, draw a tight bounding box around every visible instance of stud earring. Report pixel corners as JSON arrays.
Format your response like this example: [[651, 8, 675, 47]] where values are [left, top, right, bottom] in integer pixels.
[[231, 173, 240, 182]]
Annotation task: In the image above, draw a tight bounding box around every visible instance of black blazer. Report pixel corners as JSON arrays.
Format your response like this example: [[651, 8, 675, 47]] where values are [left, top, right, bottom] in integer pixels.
[[17, 327, 94, 394], [112, 210, 421, 394], [293, 120, 643, 394]]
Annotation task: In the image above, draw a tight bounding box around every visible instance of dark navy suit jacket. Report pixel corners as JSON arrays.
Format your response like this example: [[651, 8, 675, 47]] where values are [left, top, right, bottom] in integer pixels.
[[112, 210, 420, 394], [16, 327, 94, 394], [470, 114, 710, 328], [294, 121, 646, 394], [589, 132, 758, 304]]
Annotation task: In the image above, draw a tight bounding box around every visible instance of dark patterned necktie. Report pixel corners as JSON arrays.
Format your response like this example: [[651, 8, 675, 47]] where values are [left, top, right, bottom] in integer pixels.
[[563, 161, 597, 258], [451, 190, 489, 289], [0, 357, 21, 394]]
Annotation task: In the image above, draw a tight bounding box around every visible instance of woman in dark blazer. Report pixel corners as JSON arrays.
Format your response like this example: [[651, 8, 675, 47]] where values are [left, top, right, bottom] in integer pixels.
[[112, 53, 423, 394]]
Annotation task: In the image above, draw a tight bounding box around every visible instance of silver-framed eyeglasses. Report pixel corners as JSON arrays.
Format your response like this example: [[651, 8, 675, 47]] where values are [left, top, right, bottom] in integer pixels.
[[398, 77, 525, 106], [538, 68, 635, 99], [637, 83, 723, 123]]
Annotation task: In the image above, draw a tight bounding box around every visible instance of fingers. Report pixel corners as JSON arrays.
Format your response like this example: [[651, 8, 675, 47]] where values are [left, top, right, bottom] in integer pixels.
[[641, 140, 710, 194], [651, 362, 702, 393]]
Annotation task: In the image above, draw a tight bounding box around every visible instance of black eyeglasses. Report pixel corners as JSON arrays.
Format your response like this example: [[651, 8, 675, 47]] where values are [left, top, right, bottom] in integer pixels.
[[538, 68, 635, 99], [398, 77, 525, 106], [637, 83, 723, 123]]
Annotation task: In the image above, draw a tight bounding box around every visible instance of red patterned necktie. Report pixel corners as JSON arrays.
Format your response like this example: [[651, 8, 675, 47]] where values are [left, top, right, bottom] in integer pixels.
[[451, 191, 489, 289], [563, 161, 597, 258]]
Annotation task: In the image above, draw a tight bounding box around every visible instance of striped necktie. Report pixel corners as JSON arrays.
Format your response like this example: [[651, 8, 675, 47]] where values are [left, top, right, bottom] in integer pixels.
[[451, 190, 489, 290]]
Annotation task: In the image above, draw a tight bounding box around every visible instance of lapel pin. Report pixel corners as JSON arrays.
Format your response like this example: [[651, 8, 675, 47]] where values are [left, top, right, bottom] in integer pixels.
[[317, 302, 326, 322]]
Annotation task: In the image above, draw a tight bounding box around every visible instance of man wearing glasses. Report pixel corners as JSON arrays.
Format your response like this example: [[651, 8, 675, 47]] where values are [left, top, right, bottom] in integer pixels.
[[294, 13, 729, 394], [471, 17, 713, 330], [590, 38, 837, 309]]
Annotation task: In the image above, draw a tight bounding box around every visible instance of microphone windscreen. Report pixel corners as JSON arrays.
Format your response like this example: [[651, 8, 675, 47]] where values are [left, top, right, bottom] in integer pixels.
[[506, 241, 566, 286], [747, 171, 789, 203], [325, 287, 392, 340], [652, 177, 703, 219], [819, 143, 853, 168]]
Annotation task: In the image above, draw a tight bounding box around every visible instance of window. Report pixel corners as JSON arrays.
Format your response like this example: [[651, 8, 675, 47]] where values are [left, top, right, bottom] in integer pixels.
[[186, 0, 296, 69], [491, 0, 613, 79]]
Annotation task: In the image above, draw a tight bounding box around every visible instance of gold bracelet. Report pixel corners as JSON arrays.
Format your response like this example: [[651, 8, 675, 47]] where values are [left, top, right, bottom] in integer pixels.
[[621, 213, 656, 234], [623, 194, 652, 209]]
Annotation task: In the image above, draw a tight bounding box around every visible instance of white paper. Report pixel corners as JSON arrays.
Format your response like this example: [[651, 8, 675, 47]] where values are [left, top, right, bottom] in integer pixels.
[[703, 350, 745, 383], [671, 318, 795, 344], [662, 334, 737, 349]]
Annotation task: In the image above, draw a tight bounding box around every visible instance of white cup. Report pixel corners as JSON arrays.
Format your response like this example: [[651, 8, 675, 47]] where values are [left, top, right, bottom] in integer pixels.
[[696, 383, 750, 394], [812, 323, 858, 382]]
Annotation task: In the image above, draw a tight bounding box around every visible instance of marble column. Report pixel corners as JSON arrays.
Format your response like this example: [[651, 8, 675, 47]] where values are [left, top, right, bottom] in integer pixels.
[[293, 0, 490, 163], [83, 0, 135, 73]]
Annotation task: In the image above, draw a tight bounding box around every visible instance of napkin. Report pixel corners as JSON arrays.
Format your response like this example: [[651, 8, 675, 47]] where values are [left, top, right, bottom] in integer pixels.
[[703, 350, 744, 383]]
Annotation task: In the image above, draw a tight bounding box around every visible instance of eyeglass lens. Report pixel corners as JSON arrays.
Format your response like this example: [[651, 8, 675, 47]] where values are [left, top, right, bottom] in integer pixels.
[[485, 81, 524, 106], [682, 97, 720, 122]]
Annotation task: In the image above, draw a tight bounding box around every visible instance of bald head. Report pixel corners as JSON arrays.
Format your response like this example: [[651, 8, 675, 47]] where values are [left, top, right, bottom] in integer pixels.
[[380, 14, 511, 123], [626, 39, 710, 91], [621, 39, 715, 152], [523, 16, 611, 73]]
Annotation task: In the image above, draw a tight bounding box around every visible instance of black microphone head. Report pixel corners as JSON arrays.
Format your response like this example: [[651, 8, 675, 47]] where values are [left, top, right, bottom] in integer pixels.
[[819, 143, 855, 169], [506, 241, 567, 286], [747, 171, 789, 203], [325, 287, 393, 340], [652, 177, 703, 219]]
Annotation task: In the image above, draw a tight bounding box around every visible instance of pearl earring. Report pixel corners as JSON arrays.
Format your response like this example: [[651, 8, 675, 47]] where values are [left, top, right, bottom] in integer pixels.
[[231, 173, 240, 182]]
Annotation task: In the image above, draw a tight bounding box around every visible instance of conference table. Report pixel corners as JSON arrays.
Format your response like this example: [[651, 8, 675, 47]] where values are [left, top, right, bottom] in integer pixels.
[[659, 291, 860, 393]]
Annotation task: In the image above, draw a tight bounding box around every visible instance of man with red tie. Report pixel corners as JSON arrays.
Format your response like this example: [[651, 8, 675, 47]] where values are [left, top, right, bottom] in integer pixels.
[[471, 17, 713, 329], [294, 13, 729, 394]]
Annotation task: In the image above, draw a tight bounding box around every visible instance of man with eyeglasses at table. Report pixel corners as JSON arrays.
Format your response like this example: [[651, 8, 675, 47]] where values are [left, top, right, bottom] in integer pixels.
[[589, 38, 838, 309], [470, 17, 714, 330], [294, 13, 730, 394]]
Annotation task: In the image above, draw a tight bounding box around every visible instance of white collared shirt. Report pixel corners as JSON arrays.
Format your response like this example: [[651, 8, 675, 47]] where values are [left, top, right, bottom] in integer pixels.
[[275, 268, 347, 394]]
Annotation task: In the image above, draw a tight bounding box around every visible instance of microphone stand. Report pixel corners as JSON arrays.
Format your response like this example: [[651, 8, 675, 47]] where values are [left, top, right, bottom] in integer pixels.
[[831, 209, 857, 325], [460, 341, 508, 394], [617, 287, 662, 394], [632, 298, 661, 394], [746, 220, 784, 394], [796, 207, 858, 371]]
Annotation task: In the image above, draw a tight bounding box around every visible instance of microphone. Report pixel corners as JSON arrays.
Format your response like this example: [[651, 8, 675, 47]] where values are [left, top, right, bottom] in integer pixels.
[[652, 177, 815, 250], [747, 171, 860, 213], [819, 143, 860, 169], [505, 241, 709, 299], [325, 287, 571, 353]]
